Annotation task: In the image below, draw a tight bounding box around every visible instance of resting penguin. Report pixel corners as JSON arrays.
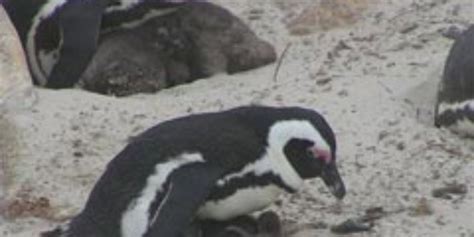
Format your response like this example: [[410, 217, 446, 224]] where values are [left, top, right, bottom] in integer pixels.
[[2, 0, 190, 88], [435, 25, 474, 137], [41, 106, 346, 237]]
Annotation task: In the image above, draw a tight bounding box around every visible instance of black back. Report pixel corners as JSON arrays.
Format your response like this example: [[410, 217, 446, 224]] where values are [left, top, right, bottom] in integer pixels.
[[439, 25, 474, 104], [227, 106, 336, 155]]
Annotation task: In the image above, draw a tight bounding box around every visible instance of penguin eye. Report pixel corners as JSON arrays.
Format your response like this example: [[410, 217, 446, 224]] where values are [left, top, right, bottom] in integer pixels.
[[284, 138, 315, 159]]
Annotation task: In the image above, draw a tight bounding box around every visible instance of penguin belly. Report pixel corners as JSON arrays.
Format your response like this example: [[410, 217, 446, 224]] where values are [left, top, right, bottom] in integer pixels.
[[197, 185, 284, 221]]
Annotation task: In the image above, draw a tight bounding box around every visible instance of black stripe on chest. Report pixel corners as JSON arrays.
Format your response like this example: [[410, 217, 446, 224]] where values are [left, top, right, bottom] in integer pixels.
[[436, 104, 474, 127], [206, 172, 296, 202]]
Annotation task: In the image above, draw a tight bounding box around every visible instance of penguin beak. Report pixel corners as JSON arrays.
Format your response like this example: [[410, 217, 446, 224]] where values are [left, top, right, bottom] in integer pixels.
[[320, 162, 346, 200]]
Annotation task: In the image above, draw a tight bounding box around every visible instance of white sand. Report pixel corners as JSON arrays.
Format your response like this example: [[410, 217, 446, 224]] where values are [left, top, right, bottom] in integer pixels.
[[1, 0, 473, 236]]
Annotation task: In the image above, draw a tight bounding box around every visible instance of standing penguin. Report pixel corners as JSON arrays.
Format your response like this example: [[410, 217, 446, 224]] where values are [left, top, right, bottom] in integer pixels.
[[2, 0, 190, 88], [435, 25, 474, 137], [41, 106, 346, 237]]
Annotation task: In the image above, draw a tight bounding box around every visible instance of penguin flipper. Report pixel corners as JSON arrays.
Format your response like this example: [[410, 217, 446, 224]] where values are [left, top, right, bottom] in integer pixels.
[[46, 0, 106, 88], [144, 163, 226, 237]]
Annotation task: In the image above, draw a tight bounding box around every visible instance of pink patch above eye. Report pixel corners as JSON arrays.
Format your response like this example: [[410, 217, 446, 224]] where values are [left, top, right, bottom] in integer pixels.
[[311, 148, 332, 164]]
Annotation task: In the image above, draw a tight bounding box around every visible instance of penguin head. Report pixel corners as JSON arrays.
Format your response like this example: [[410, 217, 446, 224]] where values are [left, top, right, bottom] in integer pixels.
[[266, 109, 346, 200]]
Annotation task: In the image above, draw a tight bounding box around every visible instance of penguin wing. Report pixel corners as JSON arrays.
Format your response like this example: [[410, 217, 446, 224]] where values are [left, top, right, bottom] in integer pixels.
[[144, 162, 226, 237]]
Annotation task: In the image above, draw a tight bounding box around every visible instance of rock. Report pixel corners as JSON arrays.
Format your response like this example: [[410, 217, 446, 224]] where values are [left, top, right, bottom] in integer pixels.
[[330, 218, 373, 234], [80, 2, 276, 96], [432, 182, 468, 199], [0, 6, 36, 218], [0, 6, 36, 113], [399, 23, 419, 34], [435, 25, 474, 137]]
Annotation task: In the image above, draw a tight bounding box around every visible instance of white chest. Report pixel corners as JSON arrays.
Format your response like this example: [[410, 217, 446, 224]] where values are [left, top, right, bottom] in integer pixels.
[[197, 185, 285, 221]]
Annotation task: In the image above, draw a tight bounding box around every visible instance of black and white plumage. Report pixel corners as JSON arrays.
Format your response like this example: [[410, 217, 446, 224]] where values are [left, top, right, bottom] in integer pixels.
[[2, 0, 191, 88], [42, 106, 346, 237], [435, 25, 474, 137]]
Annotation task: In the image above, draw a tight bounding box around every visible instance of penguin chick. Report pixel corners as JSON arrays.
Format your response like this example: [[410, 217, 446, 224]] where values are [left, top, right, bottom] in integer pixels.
[[42, 105, 346, 237], [211, 215, 259, 237], [256, 211, 283, 237], [216, 211, 282, 237]]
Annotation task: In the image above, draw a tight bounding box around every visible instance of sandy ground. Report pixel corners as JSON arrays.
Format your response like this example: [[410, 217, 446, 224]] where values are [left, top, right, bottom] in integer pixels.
[[1, 0, 474, 236]]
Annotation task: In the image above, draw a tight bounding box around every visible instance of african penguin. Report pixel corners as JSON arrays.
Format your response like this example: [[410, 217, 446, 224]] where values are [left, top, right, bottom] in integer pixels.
[[2, 0, 191, 88], [435, 25, 474, 137], [41, 106, 346, 237]]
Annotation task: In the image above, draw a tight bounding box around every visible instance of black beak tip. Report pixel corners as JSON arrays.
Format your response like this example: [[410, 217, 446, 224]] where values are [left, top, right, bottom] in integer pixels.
[[329, 181, 346, 200], [320, 162, 346, 200]]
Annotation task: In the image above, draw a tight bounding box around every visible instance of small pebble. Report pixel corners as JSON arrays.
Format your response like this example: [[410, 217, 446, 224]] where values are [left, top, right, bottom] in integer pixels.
[[330, 219, 373, 234]]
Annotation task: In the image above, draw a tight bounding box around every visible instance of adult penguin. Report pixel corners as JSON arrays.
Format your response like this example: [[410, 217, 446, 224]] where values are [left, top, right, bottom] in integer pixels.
[[42, 106, 346, 237], [435, 25, 474, 137], [2, 0, 190, 88]]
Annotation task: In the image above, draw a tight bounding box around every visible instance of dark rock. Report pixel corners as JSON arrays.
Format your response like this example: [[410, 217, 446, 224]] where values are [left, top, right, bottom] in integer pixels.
[[432, 182, 468, 199], [399, 23, 418, 34], [330, 218, 373, 234], [80, 2, 276, 96]]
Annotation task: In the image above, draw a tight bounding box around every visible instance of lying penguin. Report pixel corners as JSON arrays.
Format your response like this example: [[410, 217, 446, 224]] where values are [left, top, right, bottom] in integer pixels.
[[435, 25, 474, 137], [2, 0, 189, 88], [41, 106, 346, 237], [78, 2, 276, 97]]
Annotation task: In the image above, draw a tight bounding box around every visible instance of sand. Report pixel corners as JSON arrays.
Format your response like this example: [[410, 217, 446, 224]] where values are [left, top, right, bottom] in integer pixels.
[[1, 0, 473, 236]]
